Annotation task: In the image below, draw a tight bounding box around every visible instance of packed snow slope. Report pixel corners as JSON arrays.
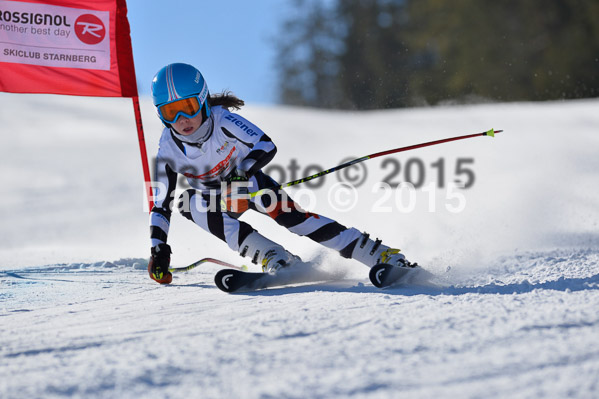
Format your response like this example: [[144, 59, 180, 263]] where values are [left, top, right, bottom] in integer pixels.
[[1, 94, 598, 398]]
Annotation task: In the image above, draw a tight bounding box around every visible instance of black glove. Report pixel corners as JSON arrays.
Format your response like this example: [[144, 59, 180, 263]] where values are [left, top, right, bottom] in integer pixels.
[[148, 243, 172, 284]]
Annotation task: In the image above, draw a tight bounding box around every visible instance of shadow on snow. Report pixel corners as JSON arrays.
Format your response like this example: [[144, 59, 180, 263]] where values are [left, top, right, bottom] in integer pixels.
[[227, 272, 599, 297]]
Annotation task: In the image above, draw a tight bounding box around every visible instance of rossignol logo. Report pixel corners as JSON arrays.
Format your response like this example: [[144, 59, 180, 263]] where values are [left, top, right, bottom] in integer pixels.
[[225, 114, 258, 137], [74, 14, 105, 44], [0, 2, 110, 70], [0, 10, 105, 44], [0, 10, 71, 27]]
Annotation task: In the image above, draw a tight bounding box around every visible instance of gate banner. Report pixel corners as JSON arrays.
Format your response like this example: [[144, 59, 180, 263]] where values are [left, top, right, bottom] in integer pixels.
[[0, 0, 137, 97]]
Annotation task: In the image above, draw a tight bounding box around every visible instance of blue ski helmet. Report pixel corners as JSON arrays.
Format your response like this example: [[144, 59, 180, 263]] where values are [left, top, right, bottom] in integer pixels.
[[151, 63, 211, 124]]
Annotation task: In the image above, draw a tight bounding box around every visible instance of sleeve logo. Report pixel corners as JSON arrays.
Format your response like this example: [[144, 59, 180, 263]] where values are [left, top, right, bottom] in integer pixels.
[[225, 114, 258, 137]]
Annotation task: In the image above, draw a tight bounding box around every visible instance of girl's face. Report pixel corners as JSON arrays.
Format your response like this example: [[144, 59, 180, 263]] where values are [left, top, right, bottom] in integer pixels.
[[172, 112, 204, 136]]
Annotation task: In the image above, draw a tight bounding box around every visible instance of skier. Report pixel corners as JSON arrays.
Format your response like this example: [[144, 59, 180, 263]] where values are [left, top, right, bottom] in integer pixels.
[[148, 63, 411, 284]]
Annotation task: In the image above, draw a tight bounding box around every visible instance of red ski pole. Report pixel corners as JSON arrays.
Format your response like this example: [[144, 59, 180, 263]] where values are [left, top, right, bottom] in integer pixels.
[[250, 128, 502, 198]]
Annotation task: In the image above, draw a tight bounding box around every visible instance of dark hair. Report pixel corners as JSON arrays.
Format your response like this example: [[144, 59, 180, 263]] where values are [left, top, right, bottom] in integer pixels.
[[209, 91, 245, 111]]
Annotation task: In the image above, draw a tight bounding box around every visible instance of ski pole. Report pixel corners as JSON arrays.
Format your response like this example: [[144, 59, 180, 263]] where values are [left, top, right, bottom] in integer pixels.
[[250, 128, 502, 198], [169, 257, 247, 273]]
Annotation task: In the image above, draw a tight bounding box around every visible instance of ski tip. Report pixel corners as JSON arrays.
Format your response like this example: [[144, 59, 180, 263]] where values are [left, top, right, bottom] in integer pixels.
[[214, 269, 239, 293], [369, 264, 390, 288]]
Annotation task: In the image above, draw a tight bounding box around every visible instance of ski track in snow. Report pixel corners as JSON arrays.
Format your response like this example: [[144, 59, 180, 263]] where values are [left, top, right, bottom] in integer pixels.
[[1, 96, 599, 398], [2, 248, 598, 399]]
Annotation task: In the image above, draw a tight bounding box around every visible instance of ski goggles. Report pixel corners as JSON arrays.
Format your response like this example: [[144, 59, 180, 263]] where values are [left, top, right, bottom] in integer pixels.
[[158, 96, 203, 124]]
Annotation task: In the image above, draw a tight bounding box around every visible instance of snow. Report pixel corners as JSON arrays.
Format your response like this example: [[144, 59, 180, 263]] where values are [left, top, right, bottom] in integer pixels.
[[1, 94, 599, 398]]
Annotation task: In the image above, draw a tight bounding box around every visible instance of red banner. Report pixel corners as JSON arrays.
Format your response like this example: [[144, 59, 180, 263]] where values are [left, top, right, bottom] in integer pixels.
[[0, 0, 153, 211], [0, 0, 137, 97]]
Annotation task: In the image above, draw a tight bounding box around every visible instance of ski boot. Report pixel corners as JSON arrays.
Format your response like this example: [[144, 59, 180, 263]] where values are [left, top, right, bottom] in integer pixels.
[[350, 233, 417, 269], [238, 231, 301, 273]]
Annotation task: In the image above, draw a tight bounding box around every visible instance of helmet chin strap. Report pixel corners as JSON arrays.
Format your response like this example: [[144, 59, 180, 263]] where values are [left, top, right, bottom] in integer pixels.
[[172, 114, 214, 145]]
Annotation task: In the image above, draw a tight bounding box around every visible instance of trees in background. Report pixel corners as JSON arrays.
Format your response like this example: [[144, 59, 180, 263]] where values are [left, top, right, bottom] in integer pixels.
[[276, 0, 599, 109]]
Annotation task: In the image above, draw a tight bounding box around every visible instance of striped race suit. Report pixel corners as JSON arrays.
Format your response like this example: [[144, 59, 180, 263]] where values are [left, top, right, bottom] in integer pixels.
[[150, 106, 364, 259]]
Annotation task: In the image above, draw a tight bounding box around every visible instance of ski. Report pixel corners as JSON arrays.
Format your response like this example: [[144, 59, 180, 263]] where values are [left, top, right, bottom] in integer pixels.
[[369, 263, 424, 288], [214, 263, 332, 293]]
